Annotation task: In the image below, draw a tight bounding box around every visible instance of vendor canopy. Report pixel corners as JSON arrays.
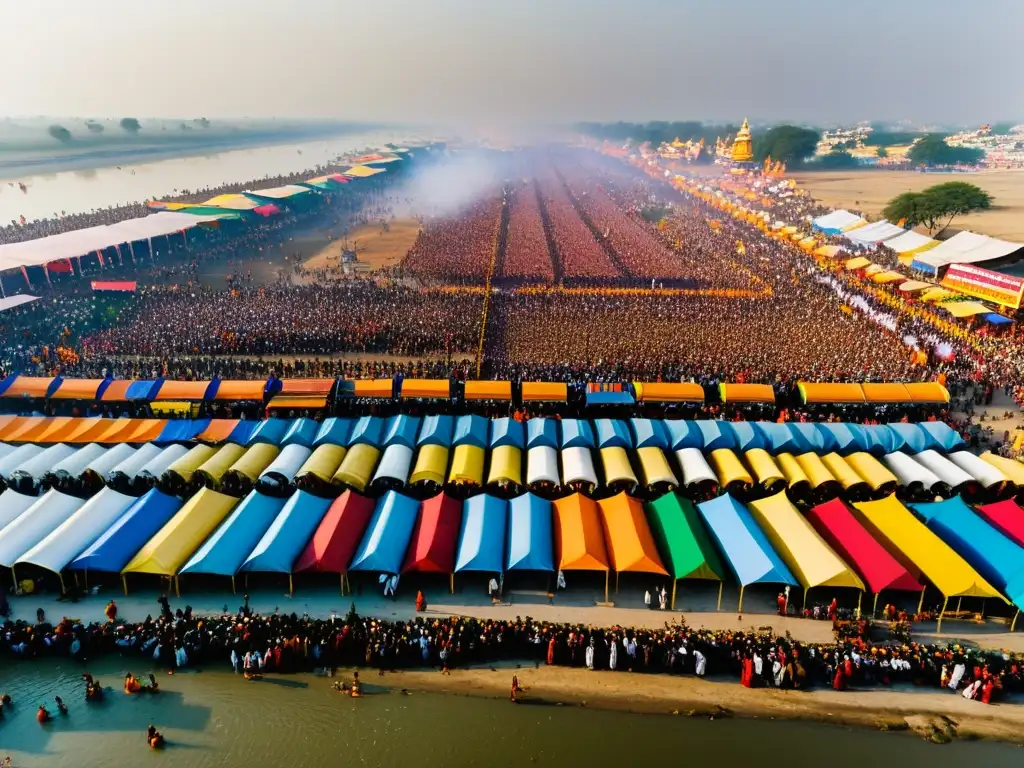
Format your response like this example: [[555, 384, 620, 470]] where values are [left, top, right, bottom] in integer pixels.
[[911, 497, 1024, 606], [813, 210, 864, 233], [241, 490, 333, 574], [506, 493, 554, 572], [884, 230, 938, 254], [403, 492, 462, 573], [123, 488, 239, 576], [852, 495, 1003, 600], [349, 491, 420, 574], [845, 220, 906, 244], [0, 488, 42, 532], [695, 495, 796, 588], [941, 263, 1024, 309], [69, 489, 183, 573], [179, 491, 287, 577], [597, 492, 667, 575], [293, 490, 375, 574], [455, 494, 507, 573], [553, 493, 609, 572], [975, 499, 1024, 548], [912, 231, 1023, 273], [806, 499, 922, 594], [747, 492, 864, 591], [0, 490, 86, 568], [644, 493, 723, 581]]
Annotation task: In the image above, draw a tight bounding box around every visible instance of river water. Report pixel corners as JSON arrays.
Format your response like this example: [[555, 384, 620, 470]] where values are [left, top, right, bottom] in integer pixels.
[[0, 661, 1019, 768], [0, 129, 409, 224]]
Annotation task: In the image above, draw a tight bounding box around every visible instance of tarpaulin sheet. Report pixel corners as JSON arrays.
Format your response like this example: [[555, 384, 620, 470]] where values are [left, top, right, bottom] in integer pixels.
[[11, 443, 76, 482], [409, 444, 448, 486], [332, 443, 381, 492], [787, 424, 827, 454], [727, 422, 767, 452], [49, 443, 106, 479], [630, 418, 668, 449], [0, 488, 44, 534], [798, 382, 865, 404], [241, 490, 333, 573], [464, 381, 512, 401], [912, 450, 975, 490], [975, 499, 1024, 548], [257, 443, 313, 489], [708, 449, 752, 492], [152, 380, 215, 401], [919, 422, 965, 451], [179, 491, 287, 576], [69, 489, 183, 573], [138, 444, 188, 482], [226, 443, 280, 484], [887, 424, 931, 453], [553, 493, 608, 572], [756, 423, 797, 454], [50, 378, 109, 400], [314, 417, 352, 447], [157, 419, 210, 443], [527, 418, 558, 449], [816, 423, 862, 454], [821, 453, 866, 493], [845, 452, 898, 494], [560, 419, 595, 449], [383, 415, 420, 449], [417, 414, 454, 447], [744, 449, 785, 494], [595, 419, 632, 449], [946, 451, 1007, 489], [294, 490, 376, 573], [487, 445, 522, 487], [521, 382, 567, 402], [282, 417, 319, 447], [403, 492, 462, 573], [980, 453, 1024, 488], [585, 390, 634, 406], [507, 493, 554, 572], [560, 446, 598, 488], [489, 417, 525, 450], [882, 452, 941, 493], [636, 446, 677, 490], [195, 419, 238, 444], [675, 447, 717, 489], [696, 421, 736, 451], [448, 444, 484, 486], [1, 376, 56, 398], [665, 420, 701, 450], [349, 415, 385, 447], [526, 446, 559, 488], [371, 444, 414, 487], [634, 382, 704, 403], [0, 490, 87, 568], [227, 421, 261, 445], [597, 492, 667, 575], [695, 495, 796, 587], [246, 418, 291, 446], [295, 444, 346, 486], [195, 443, 247, 488], [349, 491, 420, 574], [0, 444, 43, 480], [453, 414, 488, 448], [645, 493, 723, 581], [212, 380, 264, 401], [718, 383, 775, 404]]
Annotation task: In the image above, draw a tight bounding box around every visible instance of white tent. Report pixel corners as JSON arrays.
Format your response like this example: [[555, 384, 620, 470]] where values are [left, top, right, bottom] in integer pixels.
[[845, 220, 906, 244], [0, 295, 41, 312], [370, 444, 413, 488], [108, 442, 163, 484], [138, 443, 190, 481], [946, 451, 1008, 490], [0, 488, 41, 531], [675, 447, 717, 489], [258, 444, 312, 489], [911, 450, 975, 490], [913, 231, 1021, 272], [526, 446, 559, 487], [560, 446, 598, 488], [246, 185, 313, 199], [0, 444, 44, 480], [10, 443, 77, 483], [882, 452, 941, 494], [0, 442, 17, 463], [0, 490, 86, 567], [47, 443, 107, 480], [84, 443, 138, 481], [884, 230, 936, 253], [813, 210, 865, 231], [16, 487, 136, 577]]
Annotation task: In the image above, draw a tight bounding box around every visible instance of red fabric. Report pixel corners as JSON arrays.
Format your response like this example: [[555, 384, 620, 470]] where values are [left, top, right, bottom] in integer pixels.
[[975, 499, 1024, 548], [402, 492, 462, 573], [91, 281, 137, 292], [293, 490, 375, 573]]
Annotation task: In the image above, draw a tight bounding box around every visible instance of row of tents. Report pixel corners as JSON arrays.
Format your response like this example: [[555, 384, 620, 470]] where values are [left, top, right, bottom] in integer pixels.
[[3, 484, 1022, 631]]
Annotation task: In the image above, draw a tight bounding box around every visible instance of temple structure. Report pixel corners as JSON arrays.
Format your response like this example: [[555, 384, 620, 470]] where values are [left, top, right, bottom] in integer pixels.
[[731, 118, 754, 163]]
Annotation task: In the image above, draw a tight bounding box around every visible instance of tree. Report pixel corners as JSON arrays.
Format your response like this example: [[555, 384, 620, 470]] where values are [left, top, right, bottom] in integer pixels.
[[119, 117, 142, 133], [809, 150, 860, 170], [876, 147, 888, 158], [47, 124, 72, 143], [882, 181, 992, 234], [84, 120, 104, 133], [752, 125, 821, 167], [908, 134, 983, 166]]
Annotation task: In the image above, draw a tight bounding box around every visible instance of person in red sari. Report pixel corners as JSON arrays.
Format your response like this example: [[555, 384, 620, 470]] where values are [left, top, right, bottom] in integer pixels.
[[980, 678, 995, 704], [415, 591, 426, 612], [776, 593, 786, 616], [833, 664, 845, 691], [740, 655, 753, 687], [827, 598, 838, 622], [546, 636, 556, 666]]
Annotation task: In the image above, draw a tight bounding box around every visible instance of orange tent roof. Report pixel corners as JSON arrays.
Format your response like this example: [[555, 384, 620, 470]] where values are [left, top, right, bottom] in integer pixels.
[[521, 382, 567, 402], [68, 419, 121, 444], [213, 380, 265, 401], [2, 377, 54, 398], [5, 417, 53, 442], [464, 381, 512, 401], [401, 379, 451, 399], [904, 382, 950, 404], [54, 418, 107, 443], [353, 379, 393, 398], [553, 493, 609, 572], [0, 416, 31, 441], [91, 419, 143, 443], [153, 380, 212, 401], [280, 379, 334, 396], [123, 419, 168, 443], [798, 382, 866, 404], [50, 379, 107, 400], [861, 383, 912, 403], [597, 493, 668, 575], [635, 382, 704, 403], [100, 380, 134, 402], [268, 395, 328, 410], [719, 383, 775, 403], [196, 419, 239, 443], [0, 414, 19, 435], [29, 417, 77, 443]]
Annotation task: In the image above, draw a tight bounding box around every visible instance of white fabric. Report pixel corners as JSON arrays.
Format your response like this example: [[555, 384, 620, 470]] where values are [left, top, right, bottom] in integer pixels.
[[370, 444, 413, 486], [108, 442, 162, 482], [845, 220, 905, 243], [946, 451, 1008, 489], [138, 443, 190, 480], [0, 295, 41, 312], [526, 446, 559, 486], [10, 443, 77, 481], [258, 444, 312, 486], [882, 452, 941, 492], [16, 487, 136, 574], [0, 442, 17, 463], [911, 450, 975, 489], [0, 488, 41, 531], [246, 185, 312, 199], [914, 231, 1021, 270], [49, 443, 107, 478], [675, 447, 717, 488], [813, 210, 863, 230], [560, 446, 598, 488], [884, 230, 936, 253], [0, 444, 44, 480], [0, 490, 86, 567], [84, 443, 137, 480]]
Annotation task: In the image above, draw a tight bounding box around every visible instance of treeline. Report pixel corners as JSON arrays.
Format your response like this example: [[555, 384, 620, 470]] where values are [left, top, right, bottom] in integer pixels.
[[576, 121, 739, 155]]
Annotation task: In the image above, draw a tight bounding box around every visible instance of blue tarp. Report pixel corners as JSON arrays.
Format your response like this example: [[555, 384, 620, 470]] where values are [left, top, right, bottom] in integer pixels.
[[282, 418, 319, 447], [816, 423, 861, 454], [984, 313, 1013, 325], [857, 424, 901, 455], [920, 422, 965, 452], [453, 414, 488, 448], [696, 495, 797, 587], [455, 494, 507, 573], [585, 390, 634, 406], [727, 422, 767, 452], [911, 497, 1024, 606], [226, 421, 260, 445], [349, 491, 420, 574], [156, 419, 210, 444], [696, 420, 736, 451], [665, 420, 702, 450], [180, 491, 287, 576], [787, 423, 826, 454], [506, 493, 554, 571], [526, 418, 558, 449], [756, 423, 796, 454], [125, 380, 162, 400], [595, 419, 632, 449], [560, 419, 595, 449], [68, 489, 182, 572], [241, 490, 333, 573], [383, 415, 420, 448], [490, 417, 525, 450], [417, 414, 454, 447], [247, 418, 292, 446], [630, 418, 668, 449], [349, 415, 384, 447], [887, 424, 931, 454], [314, 417, 352, 447]]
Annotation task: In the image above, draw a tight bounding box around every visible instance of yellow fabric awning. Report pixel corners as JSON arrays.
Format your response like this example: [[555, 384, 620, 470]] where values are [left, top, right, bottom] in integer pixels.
[[798, 382, 865, 404], [708, 448, 752, 492], [718, 383, 775, 404], [903, 382, 950, 404], [464, 381, 512, 401], [634, 382, 704, 403], [937, 300, 992, 318], [844, 257, 871, 270], [898, 280, 932, 292], [296, 444, 347, 484], [845, 452, 898, 493], [268, 395, 328, 410], [447, 444, 484, 486], [920, 287, 956, 303], [332, 443, 381, 492], [214, 380, 265, 401], [872, 271, 905, 284], [863, 264, 885, 276], [860, 383, 912, 403], [814, 245, 842, 258], [401, 379, 451, 399], [409, 444, 449, 486], [521, 382, 568, 402], [353, 379, 393, 398], [486, 444, 522, 486]]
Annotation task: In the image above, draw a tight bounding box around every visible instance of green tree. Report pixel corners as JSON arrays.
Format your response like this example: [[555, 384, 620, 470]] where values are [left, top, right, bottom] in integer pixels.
[[47, 124, 72, 143], [809, 150, 860, 170], [908, 134, 983, 166], [876, 147, 888, 158], [752, 125, 821, 166], [119, 117, 142, 132], [84, 120, 104, 133], [882, 182, 992, 234]]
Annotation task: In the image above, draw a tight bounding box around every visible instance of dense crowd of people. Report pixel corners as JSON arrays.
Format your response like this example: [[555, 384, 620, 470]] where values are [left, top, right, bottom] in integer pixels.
[[399, 197, 502, 283], [535, 168, 621, 280], [500, 180, 554, 281]]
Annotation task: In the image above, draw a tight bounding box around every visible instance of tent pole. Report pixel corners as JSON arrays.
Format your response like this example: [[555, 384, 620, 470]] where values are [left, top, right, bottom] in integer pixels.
[[980, 599, 986, 618], [872, 592, 879, 618], [231, 575, 236, 595], [9, 567, 15, 586], [289, 574, 294, 596], [937, 596, 949, 633], [716, 581, 723, 612], [671, 580, 677, 611], [604, 570, 609, 603], [856, 591, 862, 620], [450, 572, 454, 594], [174, 576, 180, 598], [956, 596, 962, 615], [122, 574, 128, 596], [803, 587, 809, 611], [341, 574, 345, 596], [346, 573, 351, 594], [83, 570, 88, 590], [738, 585, 745, 613], [917, 588, 926, 616], [615, 570, 619, 595], [59, 573, 66, 595], [1011, 609, 1019, 633]]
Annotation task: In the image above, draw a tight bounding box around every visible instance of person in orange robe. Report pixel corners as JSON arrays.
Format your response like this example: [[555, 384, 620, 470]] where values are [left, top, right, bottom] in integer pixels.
[[415, 591, 426, 612]]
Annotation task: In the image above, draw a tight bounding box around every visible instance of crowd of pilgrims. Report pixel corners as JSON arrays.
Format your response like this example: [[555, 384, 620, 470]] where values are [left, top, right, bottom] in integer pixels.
[[0, 602, 1018, 703]]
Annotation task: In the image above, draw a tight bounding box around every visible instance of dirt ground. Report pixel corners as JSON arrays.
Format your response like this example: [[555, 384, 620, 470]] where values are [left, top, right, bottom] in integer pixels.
[[303, 218, 421, 272], [792, 169, 1024, 241]]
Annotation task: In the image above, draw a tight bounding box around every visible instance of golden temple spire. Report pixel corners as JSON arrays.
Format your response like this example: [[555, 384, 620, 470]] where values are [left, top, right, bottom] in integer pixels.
[[731, 118, 753, 163]]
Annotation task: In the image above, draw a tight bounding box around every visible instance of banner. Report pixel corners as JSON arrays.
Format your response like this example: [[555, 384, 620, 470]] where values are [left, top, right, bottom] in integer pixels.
[[941, 264, 1024, 309], [91, 281, 137, 292]]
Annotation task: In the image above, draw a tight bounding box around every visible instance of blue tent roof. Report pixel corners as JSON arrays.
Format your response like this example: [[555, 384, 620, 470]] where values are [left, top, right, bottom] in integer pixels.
[[630, 418, 668, 449], [349, 415, 384, 447], [68, 489, 182, 572], [455, 494, 507, 573], [920, 422, 965, 452], [156, 419, 210, 443], [247, 418, 292, 446], [855, 424, 900, 455], [911, 497, 1024, 606], [560, 419, 595, 449], [696, 420, 736, 451], [314, 417, 352, 447], [282, 417, 319, 447], [506, 493, 553, 572], [240, 490, 333, 573], [417, 414, 454, 447], [453, 414, 488, 448], [226, 420, 260, 445], [585, 390, 634, 406], [526, 418, 558, 449], [349, 491, 420, 574], [125, 380, 162, 400], [383, 415, 420, 448], [887, 423, 930, 454], [755, 423, 796, 454], [665, 420, 701, 450], [595, 418, 632, 449], [816, 423, 861, 454], [787, 423, 826, 454], [984, 313, 1013, 325], [490, 417, 525, 449], [727, 422, 767, 452], [180, 491, 287, 576], [696, 495, 797, 587]]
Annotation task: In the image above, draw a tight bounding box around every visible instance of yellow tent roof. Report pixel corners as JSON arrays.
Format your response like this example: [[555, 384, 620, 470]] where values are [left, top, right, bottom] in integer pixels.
[[203, 194, 260, 210], [814, 245, 842, 258], [744, 449, 785, 493], [748, 492, 865, 591], [708, 448, 752, 492], [296, 444, 347, 484], [821, 453, 866, 492], [852, 495, 1006, 600], [863, 264, 885, 277], [795, 452, 838, 490], [776, 452, 810, 491], [123, 488, 239, 576], [872, 271, 905, 284], [343, 165, 384, 178], [447, 444, 484, 486], [226, 443, 280, 483], [937, 300, 992, 318], [844, 257, 871, 270], [166, 444, 218, 484], [409, 444, 449, 486], [332, 443, 381, 492], [921, 287, 956, 302], [845, 452, 898, 493], [486, 444, 522, 486], [898, 280, 932, 292], [194, 443, 247, 488]]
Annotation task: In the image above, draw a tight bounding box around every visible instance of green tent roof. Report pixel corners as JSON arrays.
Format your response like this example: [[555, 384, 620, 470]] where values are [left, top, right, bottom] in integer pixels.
[[645, 493, 724, 581]]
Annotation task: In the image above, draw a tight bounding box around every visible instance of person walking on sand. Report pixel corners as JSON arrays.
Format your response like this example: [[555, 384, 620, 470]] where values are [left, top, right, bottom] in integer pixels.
[[644, 589, 652, 610], [658, 586, 667, 610]]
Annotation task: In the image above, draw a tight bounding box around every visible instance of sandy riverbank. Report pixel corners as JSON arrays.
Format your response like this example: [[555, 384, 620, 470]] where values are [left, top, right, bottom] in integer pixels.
[[303, 218, 421, 272]]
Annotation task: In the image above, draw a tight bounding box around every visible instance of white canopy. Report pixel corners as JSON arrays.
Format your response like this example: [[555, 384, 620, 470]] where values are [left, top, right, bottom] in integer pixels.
[[48, 443, 107, 479], [913, 231, 1021, 271], [675, 447, 717, 488], [0, 442, 17, 463], [946, 451, 1008, 489], [108, 442, 163, 482], [0, 444, 43, 480], [84, 443, 138, 480], [882, 452, 940, 492], [911, 450, 975, 489], [16, 487, 136, 575], [0, 295, 41, 312], [884, 230, 936, 254], [0, 488, 41, 531], [845, 220, 906, 244], [138, 443, 189, 480], [258, 444, 312, 488], [0, 490, 86, 567], [10, 443, 77, 482], [246, 185, 312, 199], [560, 446, 598, 488], [813, 210, 864, 230], [370, 444, 413, 487], [526, 446, 559, 487]]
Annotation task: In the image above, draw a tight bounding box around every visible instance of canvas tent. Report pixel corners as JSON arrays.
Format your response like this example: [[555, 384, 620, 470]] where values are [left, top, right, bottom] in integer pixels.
[[644, 493, 724, 609], [506, 493, 554, 572], [293, 490, 376, 592]]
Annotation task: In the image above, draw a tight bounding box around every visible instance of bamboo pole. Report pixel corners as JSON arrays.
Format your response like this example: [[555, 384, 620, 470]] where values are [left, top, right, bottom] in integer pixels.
[[937, 596, 949, 633], [122, 574, 128, 595], [956, 596, 962, 615], [917, 588, 926, 615], [716, 580, 723, 611], [58, 573, 66, 596], [856, 591, 862, 620], [615, 570, 619, 595], [450, 572, 454, 594], [872, 592, 879, 618], [1011, 609, 1019, 633], [289, 574, 294, 596], [604, 570, 609, 603], [340, 573, 345, 596], [738, 585, 745, 613], [174, 576, 180, 598], [671, 579, 677, 611]]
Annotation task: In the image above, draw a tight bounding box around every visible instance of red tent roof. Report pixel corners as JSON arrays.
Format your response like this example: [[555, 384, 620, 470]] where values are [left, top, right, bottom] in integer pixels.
[[293, 490, 375, 573], [975, 499, 1024, 548], [403, 492, 462, 573], [807, 498, 923, 594]]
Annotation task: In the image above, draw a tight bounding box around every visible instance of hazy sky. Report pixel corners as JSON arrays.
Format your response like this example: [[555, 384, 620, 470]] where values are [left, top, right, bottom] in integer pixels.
[[1, 0, 1019, 126]]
